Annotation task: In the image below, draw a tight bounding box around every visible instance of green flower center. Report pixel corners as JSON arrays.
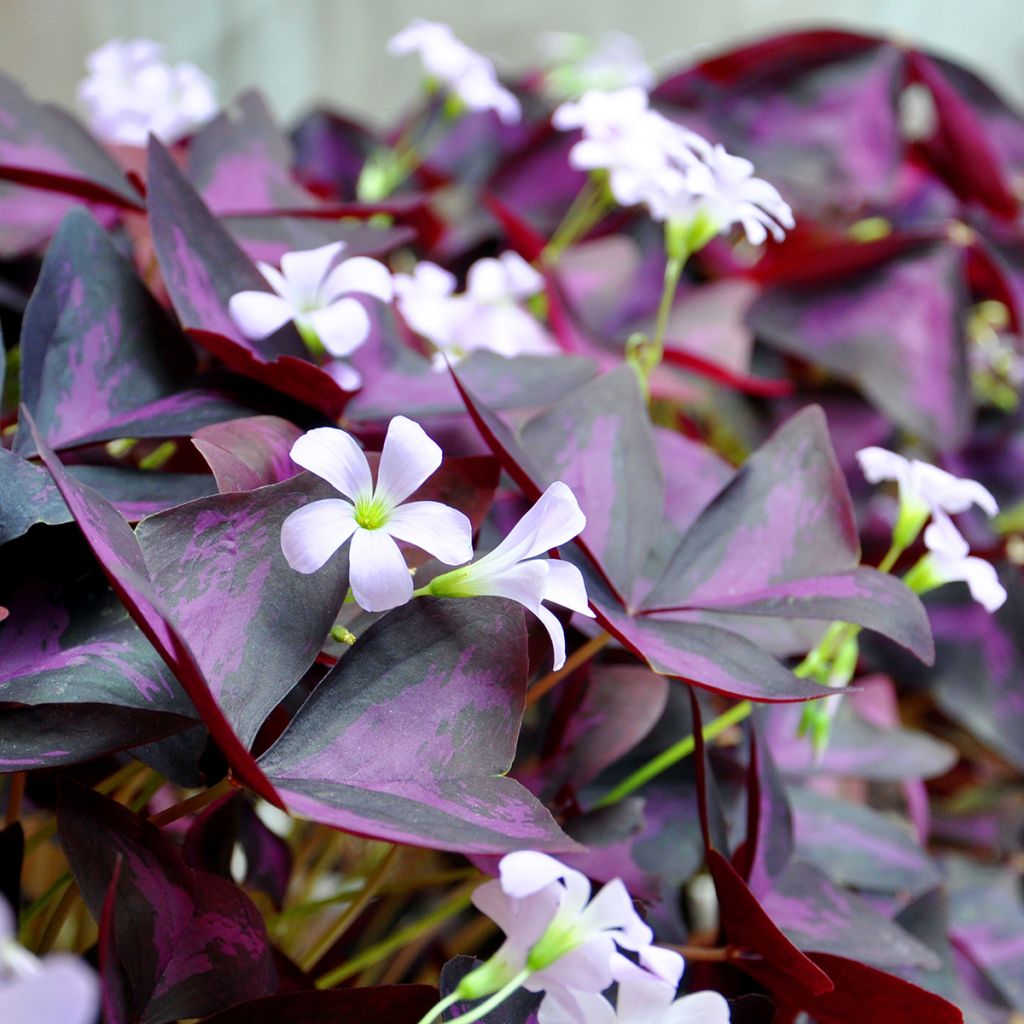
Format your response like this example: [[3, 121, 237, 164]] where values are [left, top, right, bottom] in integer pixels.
[[354, 493, 391, 530]]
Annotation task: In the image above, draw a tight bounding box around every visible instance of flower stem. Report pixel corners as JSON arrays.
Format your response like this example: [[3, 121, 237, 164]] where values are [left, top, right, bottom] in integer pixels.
[[644, 252, 686, 376], [36, 880, 79, 954], [147, 776, 235, 827], [301, 844, 399, 971], [315, 881, 476, 989], [442, 969, 532, 1024], [593, 699, 752, 808], [525, 631, 611, 706], [414, 991, 461, 1024], [541, 177, 609, 264]]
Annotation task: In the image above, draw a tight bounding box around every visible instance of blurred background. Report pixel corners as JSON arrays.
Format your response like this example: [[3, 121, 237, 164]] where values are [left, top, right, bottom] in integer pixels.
[[3, 0, 1023, 126]]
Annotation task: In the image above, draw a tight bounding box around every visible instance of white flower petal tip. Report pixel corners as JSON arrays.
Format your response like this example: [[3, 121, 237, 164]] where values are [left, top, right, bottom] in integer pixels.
[[281, 419, 468, 611], [229, 243, 392, 357], [78, 38, 217, 145], [395, 253, 557, 362], [427, 481, 590, 668], [387, 20, 520, 123], [552, 87, 792, 246]]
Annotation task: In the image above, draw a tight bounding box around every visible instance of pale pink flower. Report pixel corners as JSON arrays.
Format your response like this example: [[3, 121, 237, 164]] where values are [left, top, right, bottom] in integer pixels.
[[920, 516, 1007, 612], [229, 242, 393, 378], [78, 38, 217, 145], [539, 31, 655, 99], [426, 482, 594, 670], [280, 418, 472, 611]]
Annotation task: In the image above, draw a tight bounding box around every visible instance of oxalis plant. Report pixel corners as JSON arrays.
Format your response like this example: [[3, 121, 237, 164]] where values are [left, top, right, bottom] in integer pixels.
[[1, 17, 1023, 1024]]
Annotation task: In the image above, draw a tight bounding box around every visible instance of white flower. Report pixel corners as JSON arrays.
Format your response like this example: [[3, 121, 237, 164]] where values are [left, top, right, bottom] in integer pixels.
[[0, 898, 99, 1024], [541, 958, 730, 1023], [394, 253, 558, 368], [920, 515, 1007, 612], [78, 38, 217, 145], [387, 20, 521, 124], [229, 242, 393, 375], [540, 31, 655, 99], [280, 418, 473, 611], [460, 851, 676, 1005], [645, 142, 795, 246], [426, 482, 594, 669], [856, 447, 998, 545], [553, 89, 793, 247]]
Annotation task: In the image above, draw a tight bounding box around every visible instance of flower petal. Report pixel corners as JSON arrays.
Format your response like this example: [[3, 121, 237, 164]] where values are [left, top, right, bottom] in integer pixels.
[[256, 262, 289, 297], [473, 879, 561, 955], [499, 850, 579, 899], [464, 559, 549, 608], [290, 427, 372, 500], [280, 499, 357, 574], [375, 416, 443, 505], [537, 987, 615, 1024], [308, 298, 371, 357], [536, 604, 569, 672], [577, 877, 651, 948], [280, 242, 345, 298], [228, 291, 294, 340], [323, 256, 394, 303], [323, 359, 363, 392], [483, 482, 587, 569], [385, 501, 473, 565], [0, 956, 100, 1024], [662, 991, 733, 1024], [543, 559, 595, 617], [855, 446, 911, 487], [348, 528, 413, 611], [532, 934, 616, 993], [610, 964, 677, 1020]]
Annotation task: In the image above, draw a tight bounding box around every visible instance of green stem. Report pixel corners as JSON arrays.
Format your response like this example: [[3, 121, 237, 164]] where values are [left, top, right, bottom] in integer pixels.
[[415, 991, 462, 1024], [648, 254, 685, 370], [443, 970, 532, 1024], [593, 699, 752, 809], [541, 177, 609, 263], [315, 882, 475, 989], [301, 844, 399, 971]]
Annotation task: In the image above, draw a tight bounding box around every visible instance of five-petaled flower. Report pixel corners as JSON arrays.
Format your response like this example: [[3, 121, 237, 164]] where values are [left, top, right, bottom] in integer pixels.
[[394, 252, 558, 368], [425, 482, 594, 670], [78, 38, 218, 145], [281, 418, 473, 612], [0, 897, 99, 1024], [229, 241, 394, 390], [856, 446, 1005, 611], [388, 20, 521, 124]]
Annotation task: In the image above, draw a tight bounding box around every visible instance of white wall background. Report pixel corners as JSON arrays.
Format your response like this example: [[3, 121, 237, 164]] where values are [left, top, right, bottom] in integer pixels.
[[2, 0, 1023, 128]]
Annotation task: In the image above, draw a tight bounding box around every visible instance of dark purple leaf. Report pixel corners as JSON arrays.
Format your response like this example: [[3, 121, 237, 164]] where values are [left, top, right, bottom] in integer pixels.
[[192, 415, 302, 493], [785, 953, 966, 1023], [0, 71, 142, 208], [790, 788, 942, 900], [186, 91, 318, 214], [0, 822, 23, 914], [146, 137, 348, 418], [760, 862, 942, 970], [0, 531, 196, 767], [454, 366, 663, 605], [927, 573, 1024, 770], [58, 782, 275, 1024], [749, 239, 974, 449], [12, 208, 202, 454], [258, 599, 576, 854], [67, 466, 215, 520], [738, 723, 794, 891], [135, 472, 350, 747], [655, 32, 909, 219], [99, 858, 131, 1024], [183, 793, 292, 910], [0, 447, 70, 543], [290, 108, 379, 201], [948, 858, 1024, 1012], [29, 412, 283, 805], [197, 986, 438, 1024], [440, 956, 539, 1023], [763, 700, 957, 780]]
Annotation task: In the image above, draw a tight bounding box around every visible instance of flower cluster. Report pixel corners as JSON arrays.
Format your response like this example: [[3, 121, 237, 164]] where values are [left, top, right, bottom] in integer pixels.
[[538, 30, 655, 99], [432, 852, 728, 1024], [553, 87, 794, 248], [388, 20, 521, 124], [78, 37, 217, 145], [395, 251, 559, 367], [856, 447, 1006, 611], [282, 418, 591, 667]]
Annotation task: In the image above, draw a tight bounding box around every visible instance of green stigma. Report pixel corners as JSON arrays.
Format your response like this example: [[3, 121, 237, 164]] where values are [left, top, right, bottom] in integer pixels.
[[354, 493, 391, 530]]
